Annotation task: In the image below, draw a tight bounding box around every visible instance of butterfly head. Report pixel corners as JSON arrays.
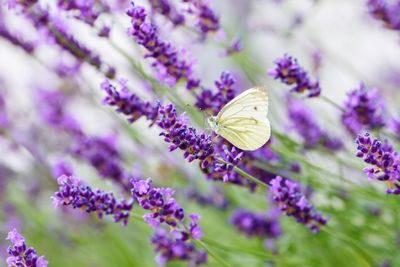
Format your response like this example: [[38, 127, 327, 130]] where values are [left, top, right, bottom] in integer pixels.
[[207, 116, 219, 132]]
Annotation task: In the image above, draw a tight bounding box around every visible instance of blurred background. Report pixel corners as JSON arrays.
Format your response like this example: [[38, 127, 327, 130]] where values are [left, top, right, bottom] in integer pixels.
[[1, 0, 400, 266]]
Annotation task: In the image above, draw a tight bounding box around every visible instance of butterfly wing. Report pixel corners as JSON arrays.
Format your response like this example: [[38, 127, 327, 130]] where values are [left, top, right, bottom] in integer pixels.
[[216, 87, 270, 151]]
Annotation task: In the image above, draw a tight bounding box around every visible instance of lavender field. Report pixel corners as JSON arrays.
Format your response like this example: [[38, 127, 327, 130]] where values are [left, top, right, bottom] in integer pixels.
[[1, 0, 400, 266]]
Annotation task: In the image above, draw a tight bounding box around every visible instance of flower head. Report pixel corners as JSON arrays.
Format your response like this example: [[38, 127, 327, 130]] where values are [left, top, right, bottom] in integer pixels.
[[127, 5, 199, 89], [182, 0, 220, 35], [268, 54, 321, 97], [367, 0, 400, 31], [151, 229, 207, 266], [356, 133, 400, 194], [6, 229, 48, 267], [53, 175, 134, 225], [287, 97, 343, 150], [269, 176, 328, 233], [341, 83, 386, 135], [148, 0, 185, 25]]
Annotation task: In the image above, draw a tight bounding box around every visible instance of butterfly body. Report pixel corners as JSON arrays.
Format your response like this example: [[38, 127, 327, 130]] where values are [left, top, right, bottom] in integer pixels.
[[207, 87, 271, 151]]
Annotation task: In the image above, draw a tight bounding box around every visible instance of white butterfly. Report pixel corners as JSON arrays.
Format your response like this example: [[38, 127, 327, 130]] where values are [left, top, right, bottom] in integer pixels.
[[207, 87, 271, 151]]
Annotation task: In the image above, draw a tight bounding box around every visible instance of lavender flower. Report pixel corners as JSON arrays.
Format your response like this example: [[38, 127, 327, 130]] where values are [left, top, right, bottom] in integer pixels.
[[148, 0, 185, 25], [223, 37, 243, 56], [70, 135, 130, 190], [102, 80, 243, 184], [131, 178, 185, 228], [35, 89, 83, 137], [52, 159, 74, 177], [268, 54, 321, 97], [269, 176, 328, 233], [187, 187, 229, 210], [6, 229, 48, 267], [53, 175, 134, 225], [101, 80, 160, 124], [127, 5, 199, 89], [151, 229, 207, 266], [57, 0, 111, 26], [231, 208, 281, 245], [0, 91, 10, 133], [341, 83, 386, 135], [389, 117, 400, 139], [9, 1, 115, 78], [182, 0, 220, 35], [0, 7, 35, 54], [355, 133, 400, 194], [287, 97, 343, 151], [158, 103, 215, 167], [367, 0, 400, 31], [195, 71, 236, 114]]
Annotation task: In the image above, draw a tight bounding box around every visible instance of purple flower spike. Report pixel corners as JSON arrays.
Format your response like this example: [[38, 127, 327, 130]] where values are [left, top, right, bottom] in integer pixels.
[[53, 175, 134, 225], [268, 54, 321, 97], [341, 83, 386, 135], [57, 0, 111, 26], [131, 178, 186, 229], [367, 0, 400, 31], [182, 0, 220, 35], [269, 176, 328, 233], [101, 80, 160, 124], [6, 229, 48, 267], [195, 71, 236, 114], [287, 97, 343, 151], [356, 133, 400, 194], [158, 104, 215, 166], [127, 5, 199, 89], [231, 208, 281, 240], [151, 229, 207, 266], [148, 0, 185, 25], [9, 1, 115, 78]]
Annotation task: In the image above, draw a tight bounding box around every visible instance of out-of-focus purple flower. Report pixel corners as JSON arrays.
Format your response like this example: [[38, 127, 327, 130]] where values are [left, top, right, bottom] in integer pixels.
[[0, 7, 35, 54], [149, 0, 185, 25], [0, 91, 10, 133], [341, 83, 386, 135], [356, 133, 400, 194], [52, 159, 74, 178], [131, 178, 185, 228], [36, 88, 130, 191], [151, 229, 207, 266], [187, 187, 229, 210], [127, 5, 199, 89], [53, 175, 134, 225], [101, 80, 160, 124], [57, 0, 111, 26], [195, 71, 236, 114], [269, 176, 328, 233], [287, 97, 343, 151], [367, 0, 400, 31], [222, 37, 243, 56], [70, 134, 130, 190], [35, 89, 83, 137], [182, 0, 220, 35], [268, 54, 321, 97], [389, 117, 400, 139], [6, 228, 48, 267], [231, 208, 281, 242], [9, 1, 115, 78]]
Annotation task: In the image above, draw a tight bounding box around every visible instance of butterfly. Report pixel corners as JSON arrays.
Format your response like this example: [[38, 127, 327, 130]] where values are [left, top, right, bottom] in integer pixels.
[[207, 87, 271, 151]]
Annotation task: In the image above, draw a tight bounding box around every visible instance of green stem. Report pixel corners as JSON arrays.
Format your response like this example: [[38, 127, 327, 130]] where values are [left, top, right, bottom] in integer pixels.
[[322, 227, 375, 267], [194, 240, 233, 267], [202, 236, 276, 260], [320, 95, 345, 112], [218, 159, 269, 188]]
